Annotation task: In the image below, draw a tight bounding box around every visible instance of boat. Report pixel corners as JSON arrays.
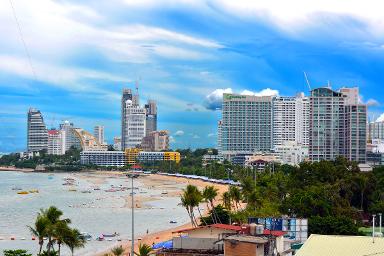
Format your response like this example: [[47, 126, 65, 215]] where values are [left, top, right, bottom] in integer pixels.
[[103, 233, 119, 237], [161, 191, 168, 195], [68, 188, 77, 192], [80, 232, 92, 239], [29, 189, 39, 193], [17, 191, 29, 195], [105, 189, 117, 192], [12, 187, 22, 191], [96, 235, 104, 241], [170, 220, 177, 224], [81, 190, 91, 193]]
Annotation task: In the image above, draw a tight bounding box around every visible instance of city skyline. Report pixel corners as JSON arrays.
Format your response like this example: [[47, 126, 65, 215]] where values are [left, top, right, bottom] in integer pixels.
[[2, 1, 384, 152]]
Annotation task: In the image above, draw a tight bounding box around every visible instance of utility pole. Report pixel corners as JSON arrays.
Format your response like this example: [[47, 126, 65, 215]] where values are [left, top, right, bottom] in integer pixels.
[[373, 214, 376, 243], [127, 174, 135, 256]]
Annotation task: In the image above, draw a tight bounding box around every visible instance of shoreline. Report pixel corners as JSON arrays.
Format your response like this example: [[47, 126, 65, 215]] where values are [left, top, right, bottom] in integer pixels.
[[0, 169, 228, 256]]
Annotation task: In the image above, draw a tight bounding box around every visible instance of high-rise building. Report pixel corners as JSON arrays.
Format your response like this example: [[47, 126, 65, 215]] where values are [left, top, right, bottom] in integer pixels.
[[48, 129, 66, 155], [342, 87, 367, 163], [217, 120, 222, 154], [309, 87, 367, 163], [221, 93, 273, 157], [59, 121, 81, 151], [309, 87, 345, 161], [145, 100, 157, 136], [272, 94, 310, 148], [122, 95, 146, 149], [27, 108, 48, 152], [368, 121, 384, 141], [94, 125, 105, 144], [121, 89, 133, 150], [141, 130, 169, 151], [113, 136, 122, 151]]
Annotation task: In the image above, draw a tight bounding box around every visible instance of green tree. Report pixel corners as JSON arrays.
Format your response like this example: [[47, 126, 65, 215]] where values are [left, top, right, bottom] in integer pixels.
[[64, 229, 85, 256], [202, 186, 220, 223], [134, 243, 153, 256], [309, 216, 361, 235], [3, 250, 32, 256], [111, 246, 125, 256], [28, 215, 49, 255], [229, 186, 242, 210]]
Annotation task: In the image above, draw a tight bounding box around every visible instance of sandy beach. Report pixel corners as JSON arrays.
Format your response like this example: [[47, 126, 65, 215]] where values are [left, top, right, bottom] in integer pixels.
[[95, 173, 228, 256]]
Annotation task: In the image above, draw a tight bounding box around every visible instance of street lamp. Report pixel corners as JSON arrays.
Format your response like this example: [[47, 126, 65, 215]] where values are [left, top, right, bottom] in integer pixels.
[[127, 173, 135, 256]]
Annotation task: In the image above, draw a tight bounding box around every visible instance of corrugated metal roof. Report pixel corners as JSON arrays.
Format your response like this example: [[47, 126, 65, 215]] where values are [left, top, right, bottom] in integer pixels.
[[296, 234, 384, 256]]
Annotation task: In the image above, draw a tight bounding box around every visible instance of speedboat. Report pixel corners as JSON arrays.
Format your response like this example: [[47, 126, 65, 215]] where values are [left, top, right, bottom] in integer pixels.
[[17, 191, 29, 195], [80, 232, 92, 239], [103, 233, 119, 237], [170, 220, 177, 224]]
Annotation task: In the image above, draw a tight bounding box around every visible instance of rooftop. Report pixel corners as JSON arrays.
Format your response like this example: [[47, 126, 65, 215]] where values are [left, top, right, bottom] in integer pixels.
[[296, 234, 384, 256], [223, 235, 268, 244], [173, 224, 242, 233], [263, 229, 287, 237]]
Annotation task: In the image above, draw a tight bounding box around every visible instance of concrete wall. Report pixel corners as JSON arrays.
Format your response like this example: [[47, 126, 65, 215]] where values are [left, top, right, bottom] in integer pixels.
[[224, 241, 264, 256], [173, 237, 222, 250]]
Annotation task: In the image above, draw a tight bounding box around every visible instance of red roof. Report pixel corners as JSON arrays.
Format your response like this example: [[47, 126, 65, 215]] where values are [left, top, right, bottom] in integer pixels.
[[263, 229, 287, 237], [173, 224, 242, 233], [48, 130, 59, 135], [131, 165, 142, 169]]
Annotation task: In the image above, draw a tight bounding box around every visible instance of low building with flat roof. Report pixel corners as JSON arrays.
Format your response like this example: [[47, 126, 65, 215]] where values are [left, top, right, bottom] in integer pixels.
[[223, 235, 268, 256], [296, 234, 384, 256], [80, 151, 126, 167]]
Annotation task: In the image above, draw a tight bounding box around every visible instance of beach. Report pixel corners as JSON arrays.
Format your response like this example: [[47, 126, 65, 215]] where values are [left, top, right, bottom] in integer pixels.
[[0, 170, 228, 256]]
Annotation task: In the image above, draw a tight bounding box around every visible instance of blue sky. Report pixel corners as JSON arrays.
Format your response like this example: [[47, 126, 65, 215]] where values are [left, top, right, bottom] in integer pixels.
[[1, 0, 384, 152]]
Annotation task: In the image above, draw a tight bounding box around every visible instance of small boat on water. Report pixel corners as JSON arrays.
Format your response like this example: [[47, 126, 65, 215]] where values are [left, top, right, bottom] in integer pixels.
[[80, 232, 92, 239], [17, 191, 29, 195], [29, 189, 39, 193], [105, 189, 117, 192], [68, 188, 77, 192], [12, 187, 22, 191], [170, 220, 177, 224], [96, 235, 104, 241], [81, 190, 91, 193], [161, 191, 168, 195], [103, 232, 119, 237]]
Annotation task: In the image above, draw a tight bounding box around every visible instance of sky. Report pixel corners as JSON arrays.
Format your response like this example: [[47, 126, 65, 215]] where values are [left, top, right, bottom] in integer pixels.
[[1, 0, 384, 152]]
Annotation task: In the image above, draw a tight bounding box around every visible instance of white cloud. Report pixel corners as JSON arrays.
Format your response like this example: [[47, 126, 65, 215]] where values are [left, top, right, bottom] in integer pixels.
[[212, 0, 384, 36], [240, 88, 279, 97], [204, 88, 233, 110], [366, 98, 380, 107], [207, 133, 216, 137], [174, 130, 184, 136], [376, 114, 384, 122], [169, 135, 176, 143], [204, 87, 279, 110]]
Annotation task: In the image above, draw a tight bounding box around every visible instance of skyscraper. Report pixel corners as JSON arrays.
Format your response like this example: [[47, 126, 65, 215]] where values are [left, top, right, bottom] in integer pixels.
[[94, 125, 105, 144], [272, 94, 310, 147], [145, 100, 157, 136], [121, 89, 146, 150], [309, 87, 345, 161], [48, 129, 66, 155], [309, 87, 367, 163], [59, 121, 80, 151], [121, 89, 133, 150], [221, 93, 273, 157], [27, 108, 48, 152]]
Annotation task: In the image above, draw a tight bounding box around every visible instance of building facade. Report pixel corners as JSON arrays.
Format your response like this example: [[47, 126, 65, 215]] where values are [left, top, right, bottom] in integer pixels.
[[121, 89, 133, 150], [141, 130, 169, 151], [221, 93, 273, 157], [309, 87, 367, 163], [80, 151, 126, 167], [122, 97, 146, 149], [144, 100, 157, 136], [274, 141, 308, 166], [27, 108, 48, 152], [59, 121, 81, 152], [94, 125, 105, 145], [368, 121, 384, 141], [47, 129, 66, 155]]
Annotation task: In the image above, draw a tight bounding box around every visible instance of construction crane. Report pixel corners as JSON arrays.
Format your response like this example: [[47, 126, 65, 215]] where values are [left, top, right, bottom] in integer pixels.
[[303, 71, 311, 92]]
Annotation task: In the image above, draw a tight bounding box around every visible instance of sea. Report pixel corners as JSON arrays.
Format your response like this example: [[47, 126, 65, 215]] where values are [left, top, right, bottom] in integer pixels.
[[0, 171, 189, 256]]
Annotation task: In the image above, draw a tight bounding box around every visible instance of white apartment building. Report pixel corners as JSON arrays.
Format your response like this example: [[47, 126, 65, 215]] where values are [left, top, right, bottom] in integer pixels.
[[274, 141, 308, 166], [48, 129, 66, 155], [94, 125, 105, 145], [272, 93, 309, 147], [122, 99, 146, 149], [80, 151, 126, 166], [27, 108, 48, 152]]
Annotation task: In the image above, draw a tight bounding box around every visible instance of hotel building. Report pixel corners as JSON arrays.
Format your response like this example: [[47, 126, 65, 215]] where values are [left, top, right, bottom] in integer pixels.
[[27, 108, 48, 152]]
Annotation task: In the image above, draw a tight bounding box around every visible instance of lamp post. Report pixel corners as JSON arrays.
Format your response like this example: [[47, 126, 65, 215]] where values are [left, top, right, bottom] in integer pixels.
[[127, 174, 135, 256], [379, 213, 382, 234], [372, 214, 376, 243]]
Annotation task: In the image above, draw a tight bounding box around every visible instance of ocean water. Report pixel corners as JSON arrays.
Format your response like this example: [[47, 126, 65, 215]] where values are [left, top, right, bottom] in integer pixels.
[[0, 171, 189, 256]]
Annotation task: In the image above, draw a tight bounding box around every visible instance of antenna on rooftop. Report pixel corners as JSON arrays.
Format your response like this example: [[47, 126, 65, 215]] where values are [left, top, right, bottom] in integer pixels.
[[303, 72, 311, 92], [327, 80, 331, 89]]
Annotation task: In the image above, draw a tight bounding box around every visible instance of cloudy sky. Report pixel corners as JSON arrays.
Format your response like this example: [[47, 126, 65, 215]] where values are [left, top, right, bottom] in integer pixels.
[[1, 0, 384, 152]]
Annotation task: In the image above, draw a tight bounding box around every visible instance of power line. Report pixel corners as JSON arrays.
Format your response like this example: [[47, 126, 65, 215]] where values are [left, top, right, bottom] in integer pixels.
[[9, 0, 37, 80]]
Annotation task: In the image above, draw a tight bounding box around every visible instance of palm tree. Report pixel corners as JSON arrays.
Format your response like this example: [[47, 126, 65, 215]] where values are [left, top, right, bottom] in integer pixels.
[[241, 177, 255, 204], [39, 206, 70, 254], [28, 215, 49, 255], [64, 229, 85, 256], [356, 175, 369, 210], [180, 185, 201, 227], [134, 243, 153, 256], [222, 191, 232, 211], [111, 245, 125, 256], [54, 221, 72, 256], [229, 186, 242, 210], [202, 186, 220, 223]]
